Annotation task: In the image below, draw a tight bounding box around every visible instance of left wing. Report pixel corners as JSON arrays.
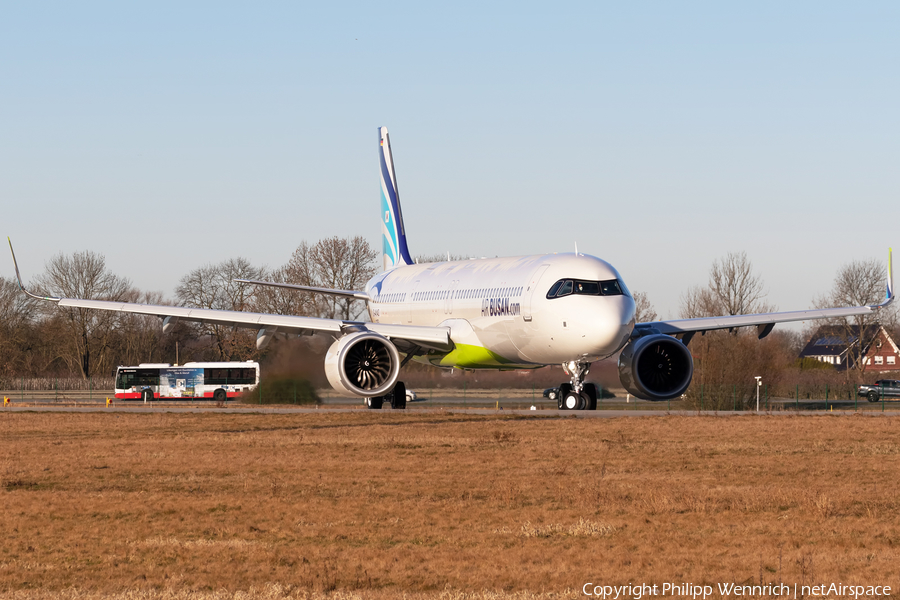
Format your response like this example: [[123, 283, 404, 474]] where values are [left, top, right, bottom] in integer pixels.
[[637, 249, 894, 343], [8, 240, 451, 353]]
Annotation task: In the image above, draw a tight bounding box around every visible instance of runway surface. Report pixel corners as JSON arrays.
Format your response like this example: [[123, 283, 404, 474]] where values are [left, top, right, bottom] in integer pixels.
[[3, 403, 899, 417]]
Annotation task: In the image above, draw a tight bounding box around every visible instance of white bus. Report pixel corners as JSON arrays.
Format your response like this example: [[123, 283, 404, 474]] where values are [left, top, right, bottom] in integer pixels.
[[114, 361, 260, 402]]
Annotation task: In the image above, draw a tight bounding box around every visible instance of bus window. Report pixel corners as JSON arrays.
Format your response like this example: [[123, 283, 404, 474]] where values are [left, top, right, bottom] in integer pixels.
[[115, 368, 160, 389], [205, 368, 257, 385]]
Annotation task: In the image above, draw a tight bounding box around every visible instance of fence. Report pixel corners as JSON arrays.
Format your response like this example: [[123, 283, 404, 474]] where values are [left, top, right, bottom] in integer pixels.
[[0, 377, 115, 402], [683, 382, 896, 412]]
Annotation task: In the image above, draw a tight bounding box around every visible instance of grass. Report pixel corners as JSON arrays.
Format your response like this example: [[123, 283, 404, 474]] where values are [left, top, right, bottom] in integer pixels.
[[0, 412, 898, 599]]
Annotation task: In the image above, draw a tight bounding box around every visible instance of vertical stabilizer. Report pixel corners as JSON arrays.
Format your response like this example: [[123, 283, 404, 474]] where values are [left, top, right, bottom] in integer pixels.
[[380, 127, 413, 271]]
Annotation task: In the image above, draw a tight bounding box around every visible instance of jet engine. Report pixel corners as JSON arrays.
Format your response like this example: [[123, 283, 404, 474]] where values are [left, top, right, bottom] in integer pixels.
[[617, 334, 693, 401], [324, 331, 401, 397]]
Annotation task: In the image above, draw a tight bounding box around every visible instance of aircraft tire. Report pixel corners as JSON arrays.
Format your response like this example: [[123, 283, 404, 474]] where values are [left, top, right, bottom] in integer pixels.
[[391, 382, 407, 410], [558, 384, 572, 410], [563, 391, 584, 410], [366, 397, 384, 409], [583, 383, 598, 410]]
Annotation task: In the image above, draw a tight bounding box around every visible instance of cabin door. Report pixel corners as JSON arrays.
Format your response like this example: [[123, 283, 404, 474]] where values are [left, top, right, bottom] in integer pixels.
[[521, 265, 550, 322]]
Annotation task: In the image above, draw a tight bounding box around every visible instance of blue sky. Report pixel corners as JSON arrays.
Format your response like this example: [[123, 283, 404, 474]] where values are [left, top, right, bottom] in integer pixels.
[[2, 2, 898, 321]]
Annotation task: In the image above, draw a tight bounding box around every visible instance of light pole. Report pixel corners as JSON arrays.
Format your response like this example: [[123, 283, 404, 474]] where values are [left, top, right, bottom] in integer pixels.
[[755, 376, 762, 412]]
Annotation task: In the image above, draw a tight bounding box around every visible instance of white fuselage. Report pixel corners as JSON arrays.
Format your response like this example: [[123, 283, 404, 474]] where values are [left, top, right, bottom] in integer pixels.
[[365, 253, 636, 368]]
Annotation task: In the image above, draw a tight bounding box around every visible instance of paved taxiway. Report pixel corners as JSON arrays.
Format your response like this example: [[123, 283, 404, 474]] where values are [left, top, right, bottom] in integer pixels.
[[3, 405, 900, 417]]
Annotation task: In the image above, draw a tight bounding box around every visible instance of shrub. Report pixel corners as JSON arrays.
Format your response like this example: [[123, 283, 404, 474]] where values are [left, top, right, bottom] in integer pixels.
[[240, 376, 319, 404]]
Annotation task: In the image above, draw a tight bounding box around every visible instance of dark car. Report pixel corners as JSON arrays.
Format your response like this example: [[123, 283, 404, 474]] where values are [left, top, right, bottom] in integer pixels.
[[857, 379, 900, 402]]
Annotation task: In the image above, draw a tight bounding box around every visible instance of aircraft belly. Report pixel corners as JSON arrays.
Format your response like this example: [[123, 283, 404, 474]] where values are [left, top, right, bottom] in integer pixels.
[[430, 316, 532, 369], [467, 317, 522, 363], [506, 321, 549, 363]]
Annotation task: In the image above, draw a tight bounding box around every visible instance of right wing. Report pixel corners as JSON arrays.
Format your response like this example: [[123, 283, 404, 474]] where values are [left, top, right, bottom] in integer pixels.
[[8, 239, 451, 353]]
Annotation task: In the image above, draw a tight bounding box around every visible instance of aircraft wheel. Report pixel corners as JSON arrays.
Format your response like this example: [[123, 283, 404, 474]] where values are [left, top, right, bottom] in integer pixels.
[[868, 391, 880, 403], [391, 381, 407, 410], [563, 391, 585, 410], [583, 383, 598, 410], [366, 397, 384, 410], [557, 384, 572, 410], [213, 389, 227, 403]]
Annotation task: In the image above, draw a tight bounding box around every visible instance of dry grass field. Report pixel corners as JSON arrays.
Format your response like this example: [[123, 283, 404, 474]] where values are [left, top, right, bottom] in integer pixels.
[[0, 412, 899, 600]]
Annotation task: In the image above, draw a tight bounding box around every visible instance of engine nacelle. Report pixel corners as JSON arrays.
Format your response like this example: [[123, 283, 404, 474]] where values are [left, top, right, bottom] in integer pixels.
[[324, 331, 401, 397], [617, 334, 693, 401]]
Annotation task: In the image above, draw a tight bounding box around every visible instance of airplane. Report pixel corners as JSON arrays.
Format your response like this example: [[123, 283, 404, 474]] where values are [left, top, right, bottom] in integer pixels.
[[9, 127, 895, 410]]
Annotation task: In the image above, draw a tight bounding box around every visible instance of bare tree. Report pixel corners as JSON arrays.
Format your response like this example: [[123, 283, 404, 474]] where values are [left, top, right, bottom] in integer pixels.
[[679, 285, 721, 319], [312, 236, 378, 320], [708, 251, 773, 316], [176, 257, 265, 361], [632, 291, 658, 323], [253, 265, 318, 317], [680, 252, 773, 320], [814, 258, 894, 373], [116, 289, 173, 366], [0, 277, 37, 378], [677, 252, 779, 409], [278, 242, 326, 318], [34, 251, 131, 378]]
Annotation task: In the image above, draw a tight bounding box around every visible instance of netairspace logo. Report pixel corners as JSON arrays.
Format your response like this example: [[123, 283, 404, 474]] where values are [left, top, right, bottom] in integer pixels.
[[582, 582, 892, 599]]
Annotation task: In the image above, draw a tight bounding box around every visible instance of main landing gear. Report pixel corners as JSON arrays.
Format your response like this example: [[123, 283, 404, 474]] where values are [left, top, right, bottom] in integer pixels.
[[365, 381, 407, 410], [557, 361, 597, 411]]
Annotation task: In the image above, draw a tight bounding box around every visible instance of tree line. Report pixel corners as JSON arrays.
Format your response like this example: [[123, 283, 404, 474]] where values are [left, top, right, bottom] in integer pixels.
[[672, 252, 898, 409], [0, 240, 892, 402], [0, 236, 377, 381]]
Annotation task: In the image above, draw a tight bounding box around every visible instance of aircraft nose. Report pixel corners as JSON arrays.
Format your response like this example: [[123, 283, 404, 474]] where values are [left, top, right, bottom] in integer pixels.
[[594, 296, 635, 352]]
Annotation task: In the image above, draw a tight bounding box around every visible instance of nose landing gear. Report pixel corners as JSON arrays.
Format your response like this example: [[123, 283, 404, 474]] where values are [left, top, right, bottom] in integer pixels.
[[557, 361, 598, 411]]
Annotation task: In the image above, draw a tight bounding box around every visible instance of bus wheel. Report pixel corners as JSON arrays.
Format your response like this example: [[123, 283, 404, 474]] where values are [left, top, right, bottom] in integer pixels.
[[142, 388, 153, 402], [213, 389, 227, 403]]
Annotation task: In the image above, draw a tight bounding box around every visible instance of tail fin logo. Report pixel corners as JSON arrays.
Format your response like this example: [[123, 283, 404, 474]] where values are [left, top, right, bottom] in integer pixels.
[[379, 127, 413, 271]]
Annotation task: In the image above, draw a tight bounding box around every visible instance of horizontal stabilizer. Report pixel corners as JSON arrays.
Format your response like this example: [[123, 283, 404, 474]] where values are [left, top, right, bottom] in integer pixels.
[[234, 278, 369, 301]]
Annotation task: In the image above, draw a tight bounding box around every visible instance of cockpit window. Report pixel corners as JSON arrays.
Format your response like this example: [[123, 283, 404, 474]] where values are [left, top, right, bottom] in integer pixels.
[[600, 280, 622, 295], [546, 278, 626, 299], [576, 281, 599, 295]]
